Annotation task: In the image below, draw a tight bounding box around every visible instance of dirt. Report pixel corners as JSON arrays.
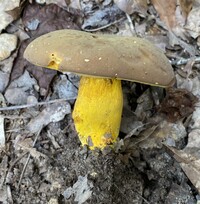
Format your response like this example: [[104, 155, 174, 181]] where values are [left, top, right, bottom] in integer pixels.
[[0, 114, 196, 204]]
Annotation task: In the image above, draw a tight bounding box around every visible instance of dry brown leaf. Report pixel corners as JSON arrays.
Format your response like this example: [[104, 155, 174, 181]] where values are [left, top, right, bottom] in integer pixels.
[[164, 121, 200, 194], [129, 124, 159, 147], [17, 138, 47, 159], [15, 137, 47, 159], [114, 0, 147, 15], [185, 6, 200, 38], [138, 120, 187, 149], [179, 0, 194, 18], [22, 3, 79, 34], [151, 0, 177, 29], [27, 101, 71, 133], [165, 145, 200, 193], [158, 88, 198, 122], [151, 0, 191, 40]]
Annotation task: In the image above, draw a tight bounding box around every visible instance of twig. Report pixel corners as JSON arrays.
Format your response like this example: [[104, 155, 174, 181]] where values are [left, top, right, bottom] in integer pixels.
[[17, 129, 42, 189], [124, 124, 145, 139], [0, 98, 68, 111], [10, 23, 30, 38], [7, 185, 13, 204], [3, 151, 28, 194], [170, 56, 200, 66], [17, 154, 31, 189], [6, 128, 24, 133], [113, 183, 130, 203], [4, 115, 30, 119], [113, 183, 150, 204], [8, 152, 28, 173], [47, 130, 60, 149], [131, 125, 159, 147], [125, 13, 135, 35], [131, 189, 150, 204], [82, 17, 126, 32]]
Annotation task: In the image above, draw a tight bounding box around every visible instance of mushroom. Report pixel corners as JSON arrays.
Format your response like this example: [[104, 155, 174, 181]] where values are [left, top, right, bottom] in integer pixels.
[[24, 29, 175, 149]]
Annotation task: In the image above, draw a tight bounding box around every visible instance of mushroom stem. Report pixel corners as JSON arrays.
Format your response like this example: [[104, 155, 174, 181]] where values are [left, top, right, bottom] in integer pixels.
[[72, 76, 123, 149]]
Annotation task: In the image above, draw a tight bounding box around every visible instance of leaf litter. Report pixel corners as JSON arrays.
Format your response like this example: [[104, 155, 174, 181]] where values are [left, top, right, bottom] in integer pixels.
[[0, 0, 200, 203]]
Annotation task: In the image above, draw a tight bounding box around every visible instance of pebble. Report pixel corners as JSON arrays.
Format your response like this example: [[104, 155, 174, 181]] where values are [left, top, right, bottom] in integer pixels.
[[0, 34, 17, 61]]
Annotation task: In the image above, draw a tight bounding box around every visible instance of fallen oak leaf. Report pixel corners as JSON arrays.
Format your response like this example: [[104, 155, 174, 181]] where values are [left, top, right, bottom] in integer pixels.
[[164, 145, 200, 194], [185, 6, 200, 38], [114, 0, 147, 15], [22, 3, 80, 35], [151, 0, 177, 29], [137, 120, 186, 150]]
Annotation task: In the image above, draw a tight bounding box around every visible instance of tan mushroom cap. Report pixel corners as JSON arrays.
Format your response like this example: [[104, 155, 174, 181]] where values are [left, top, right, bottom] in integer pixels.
[[24, 29, 175, 87]]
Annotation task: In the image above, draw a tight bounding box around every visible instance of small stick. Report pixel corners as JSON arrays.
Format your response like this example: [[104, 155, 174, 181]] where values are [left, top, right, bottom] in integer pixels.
[[82, 17, 126, 32], [17, 128, 42, 189], [125, 13, 135, 35], [0, 98, 69, 111], [113, 183, 150, 204], [7, 185, 13, 204], [170, 56, 200, 66], [124, 124, 145, 139]]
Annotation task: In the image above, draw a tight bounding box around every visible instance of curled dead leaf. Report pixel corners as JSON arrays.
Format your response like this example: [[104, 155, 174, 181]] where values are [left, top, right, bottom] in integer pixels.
[[114, 0, 147, 15], [158, 88, 198, 122], [151, 0, 177, 29], [185, 7, 200, 38], [179, 0, 194, 18]]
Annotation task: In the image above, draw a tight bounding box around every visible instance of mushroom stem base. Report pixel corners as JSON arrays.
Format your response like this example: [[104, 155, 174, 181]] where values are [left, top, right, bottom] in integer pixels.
[[72, 76, 123, 149]]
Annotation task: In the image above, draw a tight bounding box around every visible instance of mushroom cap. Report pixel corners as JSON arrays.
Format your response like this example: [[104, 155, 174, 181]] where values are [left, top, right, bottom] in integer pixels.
[[24, 29, 175, 87]]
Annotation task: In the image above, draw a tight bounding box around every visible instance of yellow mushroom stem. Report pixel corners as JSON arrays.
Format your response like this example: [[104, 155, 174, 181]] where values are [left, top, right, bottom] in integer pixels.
[[72, 76, 123, 149]]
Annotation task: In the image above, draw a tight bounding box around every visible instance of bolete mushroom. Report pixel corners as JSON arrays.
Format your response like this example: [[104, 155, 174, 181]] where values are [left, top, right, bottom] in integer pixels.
[[24, 29, 175, 149]]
